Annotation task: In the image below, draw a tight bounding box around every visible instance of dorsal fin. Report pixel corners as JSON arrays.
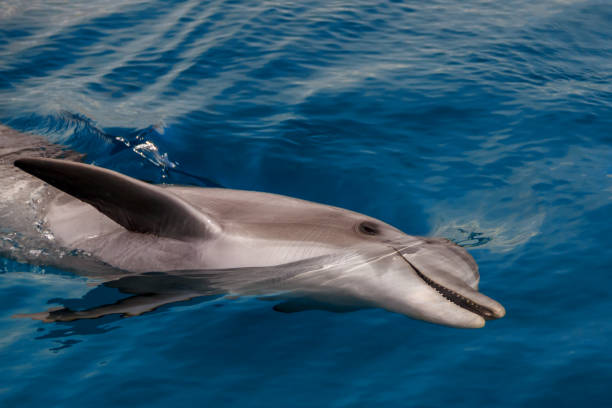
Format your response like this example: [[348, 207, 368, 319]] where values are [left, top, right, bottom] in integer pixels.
[[14, 158, 220, 240]]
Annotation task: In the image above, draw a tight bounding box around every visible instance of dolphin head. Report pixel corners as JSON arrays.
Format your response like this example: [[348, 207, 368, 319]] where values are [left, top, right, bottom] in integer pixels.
[[334, 220, 506, 328], [285, 216, 505, 328]]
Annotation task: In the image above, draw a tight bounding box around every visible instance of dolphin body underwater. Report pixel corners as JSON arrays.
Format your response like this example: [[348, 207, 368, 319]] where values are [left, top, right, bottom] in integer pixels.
[[0, 124, 505, 328]]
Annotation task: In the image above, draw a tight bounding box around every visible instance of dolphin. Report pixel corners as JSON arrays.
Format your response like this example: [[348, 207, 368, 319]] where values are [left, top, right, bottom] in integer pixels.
[[1, 124, 505, 328]]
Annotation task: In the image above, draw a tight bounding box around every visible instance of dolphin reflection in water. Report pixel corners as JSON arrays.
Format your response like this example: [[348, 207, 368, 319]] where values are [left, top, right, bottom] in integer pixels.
[[1, 126, 504, 328]]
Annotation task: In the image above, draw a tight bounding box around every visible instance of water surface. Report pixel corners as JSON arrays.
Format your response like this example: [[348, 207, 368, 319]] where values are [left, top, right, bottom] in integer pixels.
[[1, 1, 611, 406]]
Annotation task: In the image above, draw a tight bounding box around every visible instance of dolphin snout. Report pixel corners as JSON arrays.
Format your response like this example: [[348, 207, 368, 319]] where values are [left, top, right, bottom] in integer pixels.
[[465, 289, 505, 321], [395, 247, 506, 326], [413, 262, 505, 322], [485, 298, 505, 320]]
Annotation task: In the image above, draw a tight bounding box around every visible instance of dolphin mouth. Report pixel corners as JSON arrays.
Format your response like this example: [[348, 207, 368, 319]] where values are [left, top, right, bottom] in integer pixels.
[[395, 250, 501, 320], [410, 262, 499, 320]]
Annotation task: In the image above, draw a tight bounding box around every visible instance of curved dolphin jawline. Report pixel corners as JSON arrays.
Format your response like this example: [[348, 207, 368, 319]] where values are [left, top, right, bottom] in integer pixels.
[[8, 156, 506, 328]]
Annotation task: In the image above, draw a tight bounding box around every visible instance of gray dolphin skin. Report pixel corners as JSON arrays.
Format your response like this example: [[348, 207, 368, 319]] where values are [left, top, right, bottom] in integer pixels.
[[1, 124, 505, 328]]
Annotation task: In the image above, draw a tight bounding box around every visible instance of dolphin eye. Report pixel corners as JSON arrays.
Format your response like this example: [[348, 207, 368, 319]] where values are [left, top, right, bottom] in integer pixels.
[[358, 221, 379, 236]]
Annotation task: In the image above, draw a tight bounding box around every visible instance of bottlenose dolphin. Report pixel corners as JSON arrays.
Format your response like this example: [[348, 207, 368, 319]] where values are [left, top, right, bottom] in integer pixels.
[[1, 124, 505, 328]]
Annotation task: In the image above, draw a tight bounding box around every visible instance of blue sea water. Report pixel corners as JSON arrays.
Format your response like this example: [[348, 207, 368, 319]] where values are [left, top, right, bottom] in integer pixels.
[[1, 0, 611, 406]]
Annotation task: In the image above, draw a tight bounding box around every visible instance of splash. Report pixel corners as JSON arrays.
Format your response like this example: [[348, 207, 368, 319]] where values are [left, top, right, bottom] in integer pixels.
[[432, 217, 543, 253], [6, 112, 221, 187]]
